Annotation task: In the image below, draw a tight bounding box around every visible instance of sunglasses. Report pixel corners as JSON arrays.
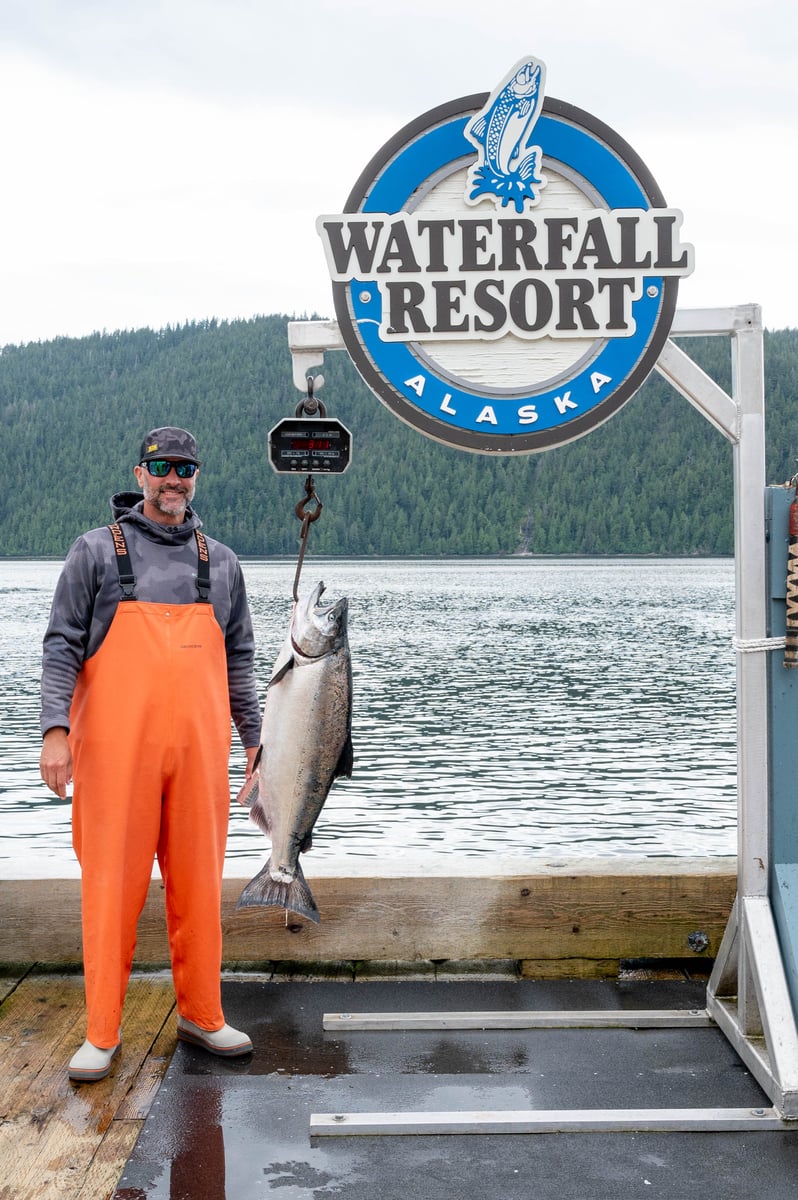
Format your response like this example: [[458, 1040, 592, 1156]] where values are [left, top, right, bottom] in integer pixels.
[[141, 460, 198, 478]]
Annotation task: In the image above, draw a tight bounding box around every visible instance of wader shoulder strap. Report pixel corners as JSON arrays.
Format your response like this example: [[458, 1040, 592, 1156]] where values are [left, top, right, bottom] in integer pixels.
[[194, 530, 211, 602], [108, 523, 137, 600], [107, 524, 211, 602]]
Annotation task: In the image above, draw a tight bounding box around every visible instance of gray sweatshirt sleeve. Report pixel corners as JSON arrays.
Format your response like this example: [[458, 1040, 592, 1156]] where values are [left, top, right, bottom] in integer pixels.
[[223, 558, 263, 749], [40, 534, 107, 735]]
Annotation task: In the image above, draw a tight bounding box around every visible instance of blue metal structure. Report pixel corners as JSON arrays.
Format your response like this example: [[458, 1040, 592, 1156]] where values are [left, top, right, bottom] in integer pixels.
[[767, 486, 798, 1024]]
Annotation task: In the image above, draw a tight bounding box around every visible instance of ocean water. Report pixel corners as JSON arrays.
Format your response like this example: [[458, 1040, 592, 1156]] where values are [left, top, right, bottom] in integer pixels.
[[0, 556, 737, 877]]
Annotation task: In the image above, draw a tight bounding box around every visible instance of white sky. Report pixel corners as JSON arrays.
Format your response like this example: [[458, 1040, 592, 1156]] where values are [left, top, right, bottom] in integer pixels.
[[0, 0, 795, 347]]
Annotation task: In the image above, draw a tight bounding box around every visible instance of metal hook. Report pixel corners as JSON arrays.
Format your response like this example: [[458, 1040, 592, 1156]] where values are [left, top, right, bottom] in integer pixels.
[[295, 374, 327, 418], [295, 475, 324, 526], [292, 475, 323, 601]]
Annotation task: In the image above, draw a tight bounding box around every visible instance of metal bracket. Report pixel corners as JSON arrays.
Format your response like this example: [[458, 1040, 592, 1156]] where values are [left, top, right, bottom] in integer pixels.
[[708, 896, 798, 1118], [287, 319, 345, 391]]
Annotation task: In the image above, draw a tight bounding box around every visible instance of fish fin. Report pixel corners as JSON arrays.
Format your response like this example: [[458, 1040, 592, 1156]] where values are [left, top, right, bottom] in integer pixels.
[[333, 732, 354, 781], [267, 655, 295, 689], [235, 770, 260, 808], [236, 858, 320, 924], [249, 796, 272, 836], [517, 149, 543, 183]]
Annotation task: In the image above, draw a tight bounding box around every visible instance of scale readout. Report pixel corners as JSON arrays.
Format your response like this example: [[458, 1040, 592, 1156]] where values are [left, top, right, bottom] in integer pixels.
[[268, 417, 352, 474]]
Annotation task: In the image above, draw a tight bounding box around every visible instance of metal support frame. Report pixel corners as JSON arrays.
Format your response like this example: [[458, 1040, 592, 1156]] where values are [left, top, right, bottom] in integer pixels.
[[664, 306, 798, 1120], [289, 304, 798, 1130], [313, 1006, 793, 1135]]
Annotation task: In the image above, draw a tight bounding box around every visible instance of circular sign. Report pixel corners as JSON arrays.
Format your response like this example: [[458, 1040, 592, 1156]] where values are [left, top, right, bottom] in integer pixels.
[[317, 59, 693, 454]]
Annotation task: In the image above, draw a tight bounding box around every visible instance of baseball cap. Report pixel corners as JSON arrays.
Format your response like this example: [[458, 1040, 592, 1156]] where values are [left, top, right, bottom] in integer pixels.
[[139, 427, 201, 464]]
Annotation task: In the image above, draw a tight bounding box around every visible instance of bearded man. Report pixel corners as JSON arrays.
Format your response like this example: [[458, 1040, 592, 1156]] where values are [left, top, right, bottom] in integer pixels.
[[40, 426, 262, 1081]]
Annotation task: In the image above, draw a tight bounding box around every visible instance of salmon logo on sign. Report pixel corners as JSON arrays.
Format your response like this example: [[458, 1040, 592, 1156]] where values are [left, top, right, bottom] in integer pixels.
[[317, 56, 694, 453]]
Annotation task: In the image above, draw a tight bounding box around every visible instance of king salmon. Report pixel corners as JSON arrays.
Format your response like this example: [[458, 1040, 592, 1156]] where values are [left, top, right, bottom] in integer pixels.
[[236, 581, 352, 923]]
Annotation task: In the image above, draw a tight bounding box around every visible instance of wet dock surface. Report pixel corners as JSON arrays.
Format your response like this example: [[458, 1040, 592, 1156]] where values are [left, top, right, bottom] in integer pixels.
[[113, 977, 798, 1199]]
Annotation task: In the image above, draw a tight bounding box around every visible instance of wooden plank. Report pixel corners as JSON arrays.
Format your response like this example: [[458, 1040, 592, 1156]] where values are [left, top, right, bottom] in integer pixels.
[[0, 974, 87, 1119], [114, 996, 176, 1121], [76, 1119, 142, 1200], [221, 864, 737, 964], [0, 880, 84, 963], [0, 974, 88, 1200], [0, 973, 175, 1200], [0, 858, 737, 968], [0, 966, 29, 1005]]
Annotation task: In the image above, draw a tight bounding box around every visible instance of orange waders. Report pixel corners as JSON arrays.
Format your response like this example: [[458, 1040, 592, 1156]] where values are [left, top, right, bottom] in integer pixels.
[[69, 532, 232, 1049]]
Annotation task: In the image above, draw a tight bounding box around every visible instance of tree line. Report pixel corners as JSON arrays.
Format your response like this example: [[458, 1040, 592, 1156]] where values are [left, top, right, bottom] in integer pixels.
[[0, 315, 795, 558]]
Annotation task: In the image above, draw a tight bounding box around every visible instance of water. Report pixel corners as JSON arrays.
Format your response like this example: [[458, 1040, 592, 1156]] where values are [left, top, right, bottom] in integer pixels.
[[0, 557, 737, 877]]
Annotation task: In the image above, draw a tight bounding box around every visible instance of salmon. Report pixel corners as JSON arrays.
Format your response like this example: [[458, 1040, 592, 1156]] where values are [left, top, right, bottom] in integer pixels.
[[236, 581, 352, 922]]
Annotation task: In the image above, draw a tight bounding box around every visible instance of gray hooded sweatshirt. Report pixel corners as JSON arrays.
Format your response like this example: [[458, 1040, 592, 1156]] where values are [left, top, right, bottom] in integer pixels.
[[40, 491, 262, 749]]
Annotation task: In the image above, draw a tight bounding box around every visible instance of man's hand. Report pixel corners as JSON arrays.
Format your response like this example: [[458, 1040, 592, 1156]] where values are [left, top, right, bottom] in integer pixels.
[[244, 745, 260, 779], [40, 727, 72, 799]]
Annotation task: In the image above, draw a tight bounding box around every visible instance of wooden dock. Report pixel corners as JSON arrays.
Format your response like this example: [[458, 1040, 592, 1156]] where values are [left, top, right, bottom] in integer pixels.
[[0, 856, 738, 1198], [0, 966, 176, 1200]]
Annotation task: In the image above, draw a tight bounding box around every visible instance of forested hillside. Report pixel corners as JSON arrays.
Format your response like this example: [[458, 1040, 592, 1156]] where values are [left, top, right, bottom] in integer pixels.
[[0, 316, 795, 558]]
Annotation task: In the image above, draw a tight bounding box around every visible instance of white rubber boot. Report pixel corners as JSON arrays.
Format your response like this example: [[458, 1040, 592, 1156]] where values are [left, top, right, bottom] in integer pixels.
[[176, 1016, 253, 1057], [68, 1039, 121, 1083]]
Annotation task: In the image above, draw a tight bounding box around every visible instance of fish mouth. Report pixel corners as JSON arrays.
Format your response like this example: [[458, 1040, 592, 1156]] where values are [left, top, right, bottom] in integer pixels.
[[304, 581, 348, 624], [508, 62, 540, 101], [292, 580, 349, 656], [292, 581, 325, 625]]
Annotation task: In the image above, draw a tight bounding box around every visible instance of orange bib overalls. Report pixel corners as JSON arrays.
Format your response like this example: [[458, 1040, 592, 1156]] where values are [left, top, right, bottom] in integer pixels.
[[69, 527, 232, 1048]]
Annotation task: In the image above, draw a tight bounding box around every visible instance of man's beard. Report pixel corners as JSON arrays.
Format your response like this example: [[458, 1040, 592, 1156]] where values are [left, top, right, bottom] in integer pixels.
[[142, 478, 194, 518]]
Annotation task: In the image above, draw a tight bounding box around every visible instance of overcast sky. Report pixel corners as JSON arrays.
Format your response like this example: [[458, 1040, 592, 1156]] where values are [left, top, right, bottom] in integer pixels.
[[0, 0, 795, 347]]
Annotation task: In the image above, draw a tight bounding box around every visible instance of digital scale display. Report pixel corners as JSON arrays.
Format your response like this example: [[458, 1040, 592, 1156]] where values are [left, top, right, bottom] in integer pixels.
[[268, 417, 352, 474]]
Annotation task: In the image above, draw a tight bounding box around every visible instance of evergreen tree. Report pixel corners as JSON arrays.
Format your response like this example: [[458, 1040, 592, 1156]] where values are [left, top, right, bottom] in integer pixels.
[[0, 318, 794, 558]]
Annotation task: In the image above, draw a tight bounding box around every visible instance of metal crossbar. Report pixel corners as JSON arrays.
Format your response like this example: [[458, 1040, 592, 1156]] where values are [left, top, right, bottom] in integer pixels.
[[310, 1106, 791, 1137], [322, 1009, 713, 1032]]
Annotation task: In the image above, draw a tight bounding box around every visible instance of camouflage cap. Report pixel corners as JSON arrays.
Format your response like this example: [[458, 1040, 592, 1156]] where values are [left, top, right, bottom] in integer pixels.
[[139, 427, 201, 464]]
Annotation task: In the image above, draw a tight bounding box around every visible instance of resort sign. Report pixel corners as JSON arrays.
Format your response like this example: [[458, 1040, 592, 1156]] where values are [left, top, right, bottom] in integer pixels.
[[317, 55, 694, 453]]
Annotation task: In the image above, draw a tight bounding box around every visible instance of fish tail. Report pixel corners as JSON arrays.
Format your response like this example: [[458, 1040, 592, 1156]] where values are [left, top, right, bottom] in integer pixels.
[[236, 858, 320, 924]]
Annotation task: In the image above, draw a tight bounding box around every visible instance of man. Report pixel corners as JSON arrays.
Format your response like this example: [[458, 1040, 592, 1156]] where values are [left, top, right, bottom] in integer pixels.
[[40, 426, 262, 1082]]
